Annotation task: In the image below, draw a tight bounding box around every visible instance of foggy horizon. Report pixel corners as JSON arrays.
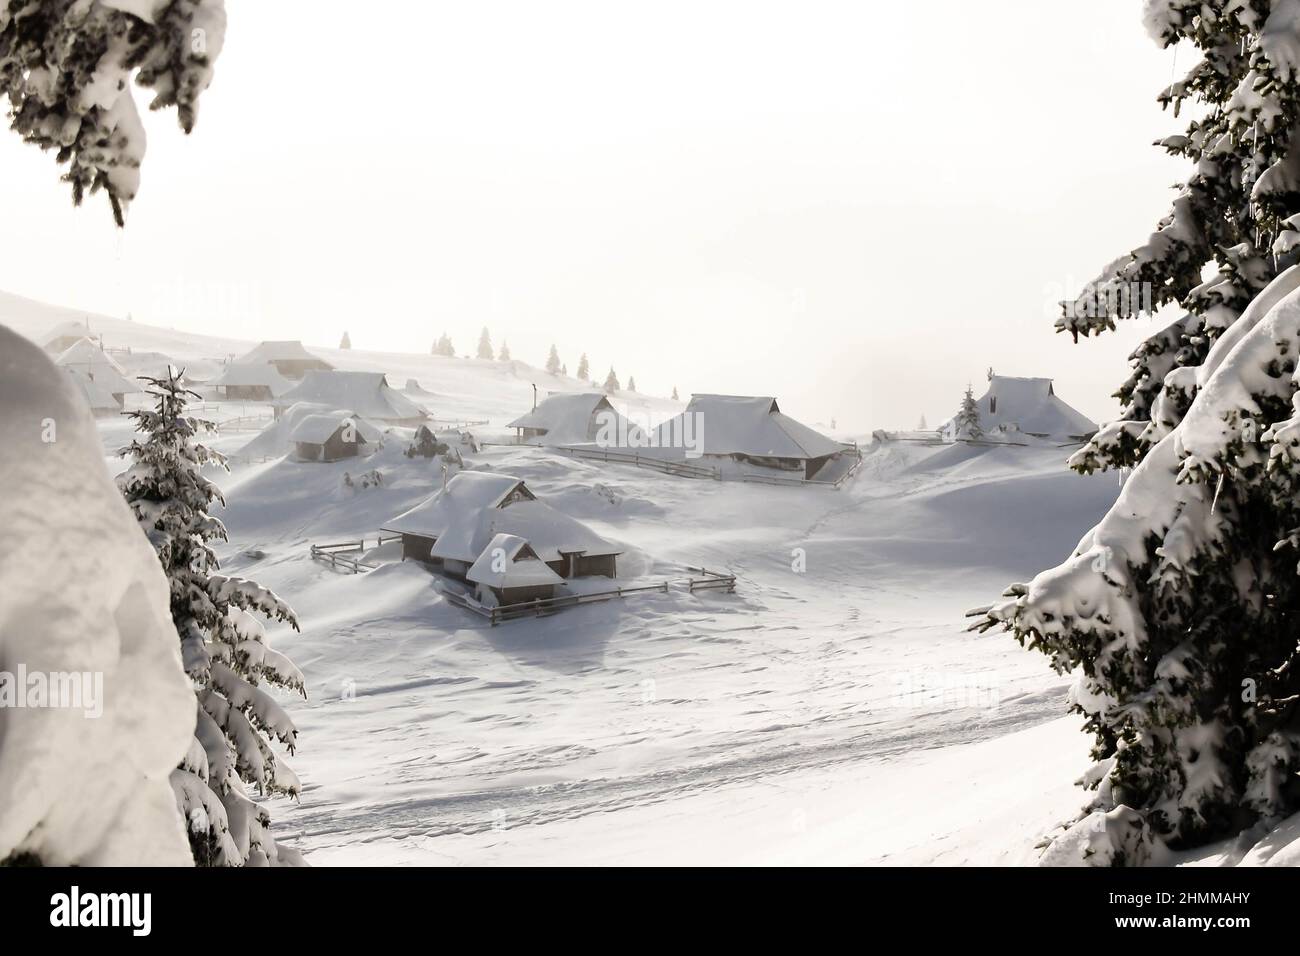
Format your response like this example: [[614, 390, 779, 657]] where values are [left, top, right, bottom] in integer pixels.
[[0, 0, 1190, 430]]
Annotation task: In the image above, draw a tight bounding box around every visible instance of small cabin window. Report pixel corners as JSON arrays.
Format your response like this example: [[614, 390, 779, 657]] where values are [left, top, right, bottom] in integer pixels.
[[989, 396, 997, 414]]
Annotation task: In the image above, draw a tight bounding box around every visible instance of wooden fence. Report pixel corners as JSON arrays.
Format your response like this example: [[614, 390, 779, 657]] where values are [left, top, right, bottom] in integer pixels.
[[552, 445, 722, 480], [685, 566, 738, 593], [218, 414, 275, 433], [309, 535, 403, 574], [440, 564, 739, 625], [443, 580, 675, 625]]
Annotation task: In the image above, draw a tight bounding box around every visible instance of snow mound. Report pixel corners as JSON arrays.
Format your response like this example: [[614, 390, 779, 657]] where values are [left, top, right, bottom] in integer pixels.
[[0, 324, 194, 865]]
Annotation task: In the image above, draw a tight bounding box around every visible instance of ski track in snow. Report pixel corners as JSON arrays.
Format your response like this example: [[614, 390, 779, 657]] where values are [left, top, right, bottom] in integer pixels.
[[289, 681, 1072, 843]]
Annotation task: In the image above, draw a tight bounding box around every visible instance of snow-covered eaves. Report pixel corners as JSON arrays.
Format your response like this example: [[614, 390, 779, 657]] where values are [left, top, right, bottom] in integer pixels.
[[466, 533, 565, 589], [53, 338, 138, 395], [381, 471, 620, 563], [289, 413, 371, 446]]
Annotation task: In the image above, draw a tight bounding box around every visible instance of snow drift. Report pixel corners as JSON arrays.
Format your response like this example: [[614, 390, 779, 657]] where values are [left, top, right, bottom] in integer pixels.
[[0, 324, 195, 865]]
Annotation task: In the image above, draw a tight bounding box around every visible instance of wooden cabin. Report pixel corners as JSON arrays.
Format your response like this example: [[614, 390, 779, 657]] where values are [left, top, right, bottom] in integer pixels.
[[290, 414, 370, 462], [210, 362, 292, 402], [466, 533, 565, 605], [236, 340, 334, 380], [652, 394, 845, 480], [380, 471, 621, 587]]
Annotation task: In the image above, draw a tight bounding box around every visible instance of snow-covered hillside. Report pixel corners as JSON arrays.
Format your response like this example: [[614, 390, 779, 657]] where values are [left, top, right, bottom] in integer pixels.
[[16, 294, 1285, 865]]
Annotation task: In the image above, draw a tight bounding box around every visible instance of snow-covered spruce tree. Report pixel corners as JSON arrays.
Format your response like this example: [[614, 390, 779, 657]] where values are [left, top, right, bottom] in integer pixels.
[[577, 353, 590, 381], [953, 385, 982, 440], [602, 367, 620, 392], [546, 344, 561, 375], [672, 386, 679, 401], [627, 376, 637, 393], [476, 327, 494, 360], [971, 2, 1300, 866], [498, 339, 511, 361], [118, 369, 307, 866], [1, 0, 227, 226], [339, 331, 351, 350]]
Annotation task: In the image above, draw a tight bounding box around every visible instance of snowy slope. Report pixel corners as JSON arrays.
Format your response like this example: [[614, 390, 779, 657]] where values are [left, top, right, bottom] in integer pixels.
[[17, 291, 1278, 866], [201, 434, 1121, 865]]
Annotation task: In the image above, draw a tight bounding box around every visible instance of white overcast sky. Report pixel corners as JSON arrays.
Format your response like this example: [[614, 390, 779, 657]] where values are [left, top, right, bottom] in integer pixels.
[[0, 0, 1192, 430]]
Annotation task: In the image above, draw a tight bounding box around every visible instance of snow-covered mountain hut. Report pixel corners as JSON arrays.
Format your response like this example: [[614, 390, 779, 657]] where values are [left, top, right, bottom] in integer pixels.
[[506, 391, 643, 446], [54, 338, 137, 404], [652, 394, 846, 480], [465, 532, 565, 605], [939, 375, 1096, 442], [289, 412, 380, 462], [210, 362, 293, 401], [381, 471, 621, 582], [40, 320, 95, 354], [235, 340, 333, 379], [274, 370, 428, 426]]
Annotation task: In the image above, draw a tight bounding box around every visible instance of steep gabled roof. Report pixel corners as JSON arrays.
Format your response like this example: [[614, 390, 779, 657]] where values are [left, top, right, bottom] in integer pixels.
[[653, 394, 842, 460], [466, 533, 565, 589], [289, 413, 374, 446], [506, 391, 646, 446], [236, 340, 332, 365], [948, 375, 1096, 438], [381, 471, 619, 563], [54, 338, 137, 395], [41, 320, 92, 347], [275, 370, 427, 422]]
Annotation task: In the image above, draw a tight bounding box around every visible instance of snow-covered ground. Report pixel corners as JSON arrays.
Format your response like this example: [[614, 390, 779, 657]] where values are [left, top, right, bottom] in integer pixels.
[[1, 298, 1174, 864]]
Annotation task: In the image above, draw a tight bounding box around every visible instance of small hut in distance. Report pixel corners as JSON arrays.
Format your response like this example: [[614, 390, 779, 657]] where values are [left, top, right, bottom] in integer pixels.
[[41, 320, 95, 354], [939, 375, 1096, 443], [236, 340, 334, 379], [652, 394, 846, 480], [507, 391, 643, 445], [210, 362, 292, 401], [275, 370, 428, 426], [54, 338, 137, 405], [290, 413, 378, 462]]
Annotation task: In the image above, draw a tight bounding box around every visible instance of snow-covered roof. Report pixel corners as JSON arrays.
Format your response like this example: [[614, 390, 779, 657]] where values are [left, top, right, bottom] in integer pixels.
[[275, 371, 428, 423], [466, 533, 565, 589], [236, 340, 332, 365], [210, 362, 293, 394], [381, 471, 620, 563], [63, 368, 121, 412], [654, 394, 842, 460], [506, 391, 647, 446], [53, 338, 138, 394], [41, 320, 92, 347], [289, 413, 374, 446], [947, 376, 1096, 439]]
